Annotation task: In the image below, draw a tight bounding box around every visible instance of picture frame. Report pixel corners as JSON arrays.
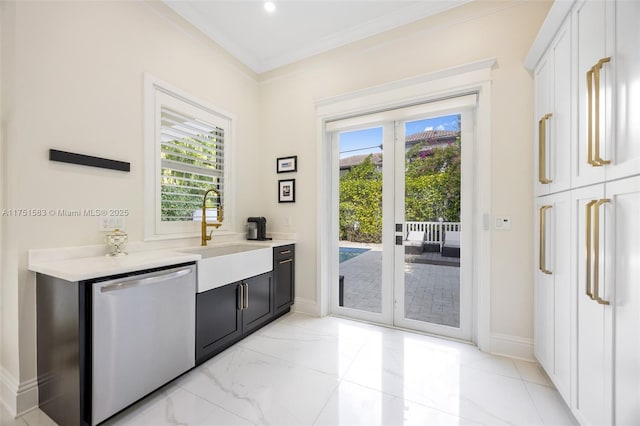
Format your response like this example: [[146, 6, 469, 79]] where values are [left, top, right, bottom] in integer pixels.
[[276, 155, 297, 173], [278, 179, 295, 203]]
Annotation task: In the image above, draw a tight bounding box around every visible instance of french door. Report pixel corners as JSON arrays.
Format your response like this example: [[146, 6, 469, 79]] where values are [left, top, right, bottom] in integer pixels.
[[330, 104, 474, 341]]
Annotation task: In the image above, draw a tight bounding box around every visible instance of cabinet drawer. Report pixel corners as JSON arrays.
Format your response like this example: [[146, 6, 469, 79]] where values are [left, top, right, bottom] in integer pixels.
[[274, 244, 295, 260]]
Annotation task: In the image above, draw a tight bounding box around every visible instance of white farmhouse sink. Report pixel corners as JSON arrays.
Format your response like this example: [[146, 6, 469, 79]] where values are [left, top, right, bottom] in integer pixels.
[[179, 244, 272, 292]]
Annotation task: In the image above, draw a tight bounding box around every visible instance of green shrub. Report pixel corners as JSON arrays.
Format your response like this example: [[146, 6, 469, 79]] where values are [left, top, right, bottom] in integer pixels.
[[339, 139, 460, 244]]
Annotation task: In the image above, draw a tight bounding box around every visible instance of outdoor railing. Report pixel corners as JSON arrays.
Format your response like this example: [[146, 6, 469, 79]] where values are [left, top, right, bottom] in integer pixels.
[[406, 221, 461, 248]]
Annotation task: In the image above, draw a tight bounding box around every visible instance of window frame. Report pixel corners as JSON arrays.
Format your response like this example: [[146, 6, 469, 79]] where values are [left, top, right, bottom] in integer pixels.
[[144, 74, 235, 240]]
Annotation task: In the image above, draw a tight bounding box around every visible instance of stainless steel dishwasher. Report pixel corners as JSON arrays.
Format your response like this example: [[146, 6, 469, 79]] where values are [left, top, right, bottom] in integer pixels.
[[91, 264, 196, 425]]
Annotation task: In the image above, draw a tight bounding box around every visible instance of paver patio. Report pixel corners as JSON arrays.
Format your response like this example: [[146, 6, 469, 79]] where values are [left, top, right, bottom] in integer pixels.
[[339, 247, 460, 328]]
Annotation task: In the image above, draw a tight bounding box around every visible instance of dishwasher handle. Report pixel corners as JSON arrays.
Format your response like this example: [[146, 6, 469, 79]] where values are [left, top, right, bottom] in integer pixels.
[[100, 268, 192, 293]]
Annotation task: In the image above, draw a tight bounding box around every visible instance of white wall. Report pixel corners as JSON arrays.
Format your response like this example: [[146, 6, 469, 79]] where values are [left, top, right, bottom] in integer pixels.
[[1, 0, 552, 416], [257, 0, 550, 346], [0, 0, 259, 414]]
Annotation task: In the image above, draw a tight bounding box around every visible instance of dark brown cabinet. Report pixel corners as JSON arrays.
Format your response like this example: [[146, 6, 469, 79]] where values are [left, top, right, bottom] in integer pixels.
[[273, 245, 295, 317], [196, 272, 273, 365], [195, 281, 243, 364], [242, 273, 274, 334], [195, 243, 295, 365]]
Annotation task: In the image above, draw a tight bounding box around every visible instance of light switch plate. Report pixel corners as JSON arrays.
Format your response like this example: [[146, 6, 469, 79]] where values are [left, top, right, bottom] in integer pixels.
[[99, 216, 125, 231], [495, 216, 511, 230]]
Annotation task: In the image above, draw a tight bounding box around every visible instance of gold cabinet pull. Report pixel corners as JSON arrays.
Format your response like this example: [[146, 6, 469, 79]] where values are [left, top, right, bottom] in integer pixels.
[[587, 57, 611, 167], [538, 113, 553, 184], [539, 205, 553, 274], [585, 200, 597, 299], [592, 198, 611, 305], [237, 283, 244, 310], [243, 282, 249, 309], [587, 68, 596, 165]]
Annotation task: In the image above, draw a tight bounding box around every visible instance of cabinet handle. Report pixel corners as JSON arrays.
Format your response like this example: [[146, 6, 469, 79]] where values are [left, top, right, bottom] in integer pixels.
[[587, 57, 611, 167], [243, 282, 249, 309], [539, 205, 552, 274], [99, 268, 192, 293], [237, 283, 244, 310], [592, 198, 610, 305], [593, 58, 611, 166], [279, 258, 293, 264], [538, 113, 553, 184], [280, 250, 292, 255], [585, 200, 597, 300], [587, 67, 596, 166]]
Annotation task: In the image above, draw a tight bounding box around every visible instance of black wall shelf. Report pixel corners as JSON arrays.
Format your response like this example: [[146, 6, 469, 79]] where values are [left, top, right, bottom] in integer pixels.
[[49, 149, 130, 172]]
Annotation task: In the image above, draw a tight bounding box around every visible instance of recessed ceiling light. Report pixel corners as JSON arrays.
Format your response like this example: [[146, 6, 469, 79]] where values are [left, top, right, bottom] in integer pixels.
[[264, 2, 276, 14]]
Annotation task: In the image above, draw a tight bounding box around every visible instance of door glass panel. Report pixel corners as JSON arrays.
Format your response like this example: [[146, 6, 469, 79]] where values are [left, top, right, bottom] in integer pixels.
[[403, 115, 461, 327], [338, 127, 383, 314]]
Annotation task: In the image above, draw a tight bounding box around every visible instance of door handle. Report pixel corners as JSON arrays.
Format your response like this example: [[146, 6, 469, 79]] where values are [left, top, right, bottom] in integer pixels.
[[538, 113, 553, 184], [586, 58, 611, 167], [539, 205, 552, 274], [99, 268, 192, 293], [237, 283, 244, 310], [592, 198, 610, 305], [585, 200, 597, 300], [242, 282, 249, 310]]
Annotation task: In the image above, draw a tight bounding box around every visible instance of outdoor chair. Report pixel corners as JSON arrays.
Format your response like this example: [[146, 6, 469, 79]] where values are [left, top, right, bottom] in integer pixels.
[[404, 230, 426, 254], [442, 230, 461, 258]]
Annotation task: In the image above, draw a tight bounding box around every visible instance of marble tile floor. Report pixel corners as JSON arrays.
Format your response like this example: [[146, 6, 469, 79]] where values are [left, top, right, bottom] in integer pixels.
[[5, 313, 577, 426]]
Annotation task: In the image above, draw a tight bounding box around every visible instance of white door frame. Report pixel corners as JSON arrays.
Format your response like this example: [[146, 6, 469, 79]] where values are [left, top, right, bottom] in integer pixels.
[[316, 59, 494, 350]]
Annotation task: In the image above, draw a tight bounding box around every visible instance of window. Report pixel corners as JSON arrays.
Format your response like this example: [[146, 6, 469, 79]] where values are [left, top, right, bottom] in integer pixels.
[[145, 76, 233, 239]]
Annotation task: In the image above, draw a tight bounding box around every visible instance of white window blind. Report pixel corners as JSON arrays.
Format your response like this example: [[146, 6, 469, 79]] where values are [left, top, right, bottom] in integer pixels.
[[160, 107, 224, 223]]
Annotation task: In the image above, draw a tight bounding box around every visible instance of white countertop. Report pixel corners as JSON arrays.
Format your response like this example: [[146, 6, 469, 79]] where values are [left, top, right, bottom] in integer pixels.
[[28, 239, 295, 282], [28, 250, 202, 282]]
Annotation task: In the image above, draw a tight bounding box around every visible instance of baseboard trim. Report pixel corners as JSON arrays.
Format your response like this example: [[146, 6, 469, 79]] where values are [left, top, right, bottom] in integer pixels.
[[489, 332, 534, 361], [0, 367, 18, 418], [292, 297, 318, 316], [1, 367, 38, 418]]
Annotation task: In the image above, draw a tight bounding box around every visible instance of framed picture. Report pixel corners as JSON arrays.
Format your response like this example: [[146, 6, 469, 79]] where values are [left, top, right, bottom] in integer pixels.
[[276, 155, 297, 173], [278, 179, 295, 203]]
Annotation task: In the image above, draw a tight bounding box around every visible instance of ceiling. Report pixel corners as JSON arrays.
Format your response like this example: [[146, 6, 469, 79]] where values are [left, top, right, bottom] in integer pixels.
[[163, 0, 471, 74]]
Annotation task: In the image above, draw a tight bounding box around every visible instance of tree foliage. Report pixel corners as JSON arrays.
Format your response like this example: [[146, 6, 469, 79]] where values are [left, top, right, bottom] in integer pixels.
[[339, 156, 382, 242], [339, 138, 460, 243], [405, 139, 460, 222]]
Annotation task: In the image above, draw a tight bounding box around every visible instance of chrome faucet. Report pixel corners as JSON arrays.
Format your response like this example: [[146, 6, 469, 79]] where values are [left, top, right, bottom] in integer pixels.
[[201, 188, 223, 246]]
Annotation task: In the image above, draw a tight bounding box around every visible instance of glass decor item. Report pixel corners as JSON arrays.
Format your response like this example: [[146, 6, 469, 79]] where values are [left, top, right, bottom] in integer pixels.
[[105, 229, 128, 257]]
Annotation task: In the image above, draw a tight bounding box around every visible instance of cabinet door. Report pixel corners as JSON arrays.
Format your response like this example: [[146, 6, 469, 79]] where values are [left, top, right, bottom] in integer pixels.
[[242, 272, 273, 334], [273, 245, 295, 316], [534, 19, 571, 196], [549, 21, 572, 195], [534, 52, 552, 195], [607, 176, 640, 426], [610, 1, 640, 182], [534, 192, 571, 401], [196, 283, 242, 364], [534, 198, 554, 369], [573, 183, 612, 426], [552, 192, 572, 402], [574, 0, 608, 187]]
